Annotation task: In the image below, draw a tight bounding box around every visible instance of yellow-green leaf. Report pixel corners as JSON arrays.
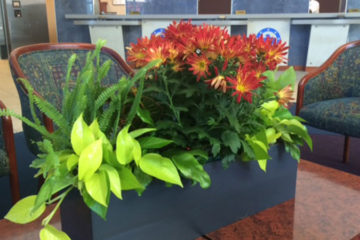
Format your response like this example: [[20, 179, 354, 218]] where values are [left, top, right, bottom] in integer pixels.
[[265, 128, 281, 144], [66, 154, 79, 171], [100, 164, 122, 199], [132, 139, 142, 166], [116, 125, 134, 165], [40, 224, 70, 240], [78, 139, 103, 181], [118, 167, 143, 191], [71, 114, 95, 155], [85, 172, 109, 207], [89, 119, 102, 139], [140, 153, 183, 187], [257, 159, 267, 172], [5, 195, 45, 224]]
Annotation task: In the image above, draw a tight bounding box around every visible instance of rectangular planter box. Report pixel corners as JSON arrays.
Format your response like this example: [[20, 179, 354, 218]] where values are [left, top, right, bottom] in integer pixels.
[[60, 144, 298, 240]]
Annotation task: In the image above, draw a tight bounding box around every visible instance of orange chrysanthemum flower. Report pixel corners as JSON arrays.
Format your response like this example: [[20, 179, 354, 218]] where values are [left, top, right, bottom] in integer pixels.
[[206, 75, 227, 93], [276, 85, 294, 107], [187, 54, 211, 81], [127, 37, 151, 68], [227, 66, 262, 103]]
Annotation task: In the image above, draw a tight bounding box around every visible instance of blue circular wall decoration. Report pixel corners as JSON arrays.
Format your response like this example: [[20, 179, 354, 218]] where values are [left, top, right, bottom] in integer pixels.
[[151, 28, 166, 37], [256, 28, 281, 44]]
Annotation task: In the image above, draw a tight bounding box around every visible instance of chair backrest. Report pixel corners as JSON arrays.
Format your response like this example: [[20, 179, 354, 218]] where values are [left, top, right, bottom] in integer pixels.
[[10, 43, 134, 110], [9, 43, 134, 154], [303, 41, 360, 106]]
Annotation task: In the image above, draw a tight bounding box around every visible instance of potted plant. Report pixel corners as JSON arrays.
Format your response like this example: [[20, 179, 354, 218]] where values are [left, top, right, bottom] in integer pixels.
[[1, 21, 311, 240]]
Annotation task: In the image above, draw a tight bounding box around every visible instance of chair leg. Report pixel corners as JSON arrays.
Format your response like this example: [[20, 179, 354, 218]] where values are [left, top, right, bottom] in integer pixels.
[[343, 135, 350, 163]]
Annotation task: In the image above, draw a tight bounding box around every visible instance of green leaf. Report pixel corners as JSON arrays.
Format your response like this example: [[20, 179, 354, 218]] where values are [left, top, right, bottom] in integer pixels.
[[187, 149, 208, 161], [221, 131, 241, 154], [118, 167, 143, 191], [285, 143, 301, 162], [5, 195, 45, 224], [138, 137, 173, 149], [33, 181, 53, 213], [248, 139, 270, 160], [82, 188, 108, 220], [277, 67, 296, 90], [78, 139, 103, 181], [281, 119, 313, 150], [211, 142, 221, 156], [129, 128, 156, 138], [100, 164, 122, 200], [172, 153, 211, 189], [116, 125, 134, 165], [140, 153, 183, 187], [265, 128, 281, 144], [71, 114, 95, 155], [132, 139, 142, 166], [66, 154, 79, 171], [222, 154, 236, 168], [40, 225, 71, 240], [262, 70, 275, 82], [137, 107, 154, 126], [257, 160, 267, 172], [133, 167, 153, 196], [85, 171, 109, 207]]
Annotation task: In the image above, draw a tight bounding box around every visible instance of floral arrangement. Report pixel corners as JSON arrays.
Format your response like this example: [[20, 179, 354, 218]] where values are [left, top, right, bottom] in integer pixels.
[[127, 21, 312, 169], [1, 21, 312, 240]]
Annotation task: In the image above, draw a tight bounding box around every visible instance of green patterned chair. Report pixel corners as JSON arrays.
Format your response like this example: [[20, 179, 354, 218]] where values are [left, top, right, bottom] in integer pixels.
[[296, 40, 360, 163], [9, 43, 134, 155], [0, 100, 20, 204]]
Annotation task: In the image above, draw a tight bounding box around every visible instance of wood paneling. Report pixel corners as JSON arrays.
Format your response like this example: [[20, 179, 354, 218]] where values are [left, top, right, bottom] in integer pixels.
[[198, 0, 231, 14], [46, 0, 58, 43]]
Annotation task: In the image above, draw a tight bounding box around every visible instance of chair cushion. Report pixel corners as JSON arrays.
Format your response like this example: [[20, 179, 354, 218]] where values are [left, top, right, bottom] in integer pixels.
[[299, 97, 360, 137]]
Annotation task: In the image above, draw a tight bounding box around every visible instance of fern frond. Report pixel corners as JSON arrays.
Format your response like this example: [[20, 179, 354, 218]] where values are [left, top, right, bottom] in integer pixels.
[[126, 74, 145, 124], [0, 109, 57, 141], [95, 85, 119, 111], [62, 53, 77, 114], [97, 60, 112, 84], [99, 102, 117, 134], [33, 95, 71, 135], [17, 78, 42, 126]]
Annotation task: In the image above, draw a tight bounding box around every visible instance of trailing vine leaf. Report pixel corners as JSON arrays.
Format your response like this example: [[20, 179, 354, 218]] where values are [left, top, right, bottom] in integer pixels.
[[129, 128, 156, 138], [138, 136, 173, 149], [78, 139, 103, 181], [172, 152, 211, 189], [100, 164, 122, 200], [5, 195, 45, 224], [257, 159, 267, 172], [116, 125, 134, 165], [40, 224, 71, 240], [84, 171, 109, 207], [71, 114, 96, 155], [81, 188, 108, 220], [140, 153, 183, 187], [118, 167, 143, 191]]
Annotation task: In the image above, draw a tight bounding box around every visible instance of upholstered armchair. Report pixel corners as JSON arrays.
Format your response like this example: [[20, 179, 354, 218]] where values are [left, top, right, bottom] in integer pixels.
[[0, 100, 20, 204], [9, 43, 134, 155], [296, 40, 360, 163]]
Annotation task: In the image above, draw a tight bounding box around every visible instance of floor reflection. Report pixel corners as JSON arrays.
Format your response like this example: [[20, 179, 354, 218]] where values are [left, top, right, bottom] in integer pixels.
[[197, 160, 360, 240]]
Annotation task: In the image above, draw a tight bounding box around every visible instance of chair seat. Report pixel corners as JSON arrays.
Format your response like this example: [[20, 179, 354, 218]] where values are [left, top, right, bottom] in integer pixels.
[[299, 97, 360, 137]]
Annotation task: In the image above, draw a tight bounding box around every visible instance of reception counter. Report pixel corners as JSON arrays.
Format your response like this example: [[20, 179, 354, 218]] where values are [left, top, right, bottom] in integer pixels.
[[65, 13, 360, 69]]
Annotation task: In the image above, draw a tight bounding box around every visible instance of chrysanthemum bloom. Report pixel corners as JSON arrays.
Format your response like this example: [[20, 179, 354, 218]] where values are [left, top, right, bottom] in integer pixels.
[[206, 75, 227, 93], [276, 85, 294, 107], [127, 37, 151, 68], [187, 54, 211, 81], [227, 66, 262, 103]]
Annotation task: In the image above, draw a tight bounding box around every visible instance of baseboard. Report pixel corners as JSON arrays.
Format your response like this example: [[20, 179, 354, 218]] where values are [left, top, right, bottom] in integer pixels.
[[278, 66, 305, 71]]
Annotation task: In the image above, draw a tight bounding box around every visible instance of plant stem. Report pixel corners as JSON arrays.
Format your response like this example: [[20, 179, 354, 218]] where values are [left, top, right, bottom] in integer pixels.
[[42, 186, 74, 226], [162, 75, 182, 127]]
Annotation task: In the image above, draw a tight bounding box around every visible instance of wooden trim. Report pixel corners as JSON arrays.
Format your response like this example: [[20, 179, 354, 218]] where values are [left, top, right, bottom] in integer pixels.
[[305, 66, 319, 72], [46, 0, 58, 43], [9, 43, 135, 132], [296, 40, 360, 116], [0, 101, 20, 204]]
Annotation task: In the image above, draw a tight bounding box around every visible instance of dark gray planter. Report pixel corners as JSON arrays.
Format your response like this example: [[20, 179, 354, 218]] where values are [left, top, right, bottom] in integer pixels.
[[60, 144, 297, 240]]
